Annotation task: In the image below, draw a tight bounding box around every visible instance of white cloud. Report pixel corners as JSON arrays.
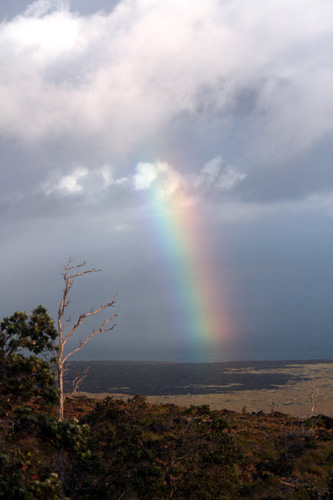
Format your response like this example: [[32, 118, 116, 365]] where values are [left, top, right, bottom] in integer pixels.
[[0, 0, 333, 159], [196, 157, 246, 192], [133, 161, 192, 214], [4, 2, 81, 65], [99, 165, 128, 186], [196, 157, 221, 187], [99, 165, 113, 187], [46, 166, 88, 194], [133, 163, 158, 190], [43, 164, 128, 196]]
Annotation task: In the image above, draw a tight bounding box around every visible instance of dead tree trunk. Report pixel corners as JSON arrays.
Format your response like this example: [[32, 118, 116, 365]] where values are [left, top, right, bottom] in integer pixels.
[[56, 259, 117, 421]]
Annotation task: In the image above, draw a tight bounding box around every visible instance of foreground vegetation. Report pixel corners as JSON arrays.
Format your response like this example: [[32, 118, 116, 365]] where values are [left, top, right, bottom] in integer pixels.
[[1, 395, 333, 499]]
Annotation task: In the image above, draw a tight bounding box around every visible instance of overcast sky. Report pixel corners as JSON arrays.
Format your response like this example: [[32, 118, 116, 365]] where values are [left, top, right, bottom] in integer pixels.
[[1, 0, 333, 362]]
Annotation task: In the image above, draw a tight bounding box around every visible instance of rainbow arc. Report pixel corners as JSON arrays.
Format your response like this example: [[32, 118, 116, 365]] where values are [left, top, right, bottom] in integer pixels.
[[139, 162, 232, 357]]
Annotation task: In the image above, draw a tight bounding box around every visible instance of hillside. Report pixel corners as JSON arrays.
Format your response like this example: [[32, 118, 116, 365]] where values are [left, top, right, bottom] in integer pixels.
[[2, 357, 333, 499], [2, 395, 333, 499]]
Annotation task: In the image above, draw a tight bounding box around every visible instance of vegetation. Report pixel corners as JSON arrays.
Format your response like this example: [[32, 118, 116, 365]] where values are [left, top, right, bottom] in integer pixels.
[[0, 306, 58, 417], [1, 306, 333, 499], [0, 306, 62, 498]]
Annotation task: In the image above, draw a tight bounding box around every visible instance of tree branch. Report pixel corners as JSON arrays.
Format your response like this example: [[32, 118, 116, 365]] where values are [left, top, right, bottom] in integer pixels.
[[68, 365, 90, 398], [62, 296, 117, 347], [63, 310, 117, 364]]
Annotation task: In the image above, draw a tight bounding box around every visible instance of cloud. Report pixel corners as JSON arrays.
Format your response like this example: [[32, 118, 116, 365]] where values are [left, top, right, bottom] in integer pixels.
[[0, 0, 333, 163], [42, 164, 129, 197], [24, 0, 69, 18], [1, 0, 333, 224], [133, 163, 158, 191], [4, 151, 331, 229], [47, 166, 88, 194], [195, 158, 221, 187], [133, 160, 185, 199], [196, 157, 246, 192]]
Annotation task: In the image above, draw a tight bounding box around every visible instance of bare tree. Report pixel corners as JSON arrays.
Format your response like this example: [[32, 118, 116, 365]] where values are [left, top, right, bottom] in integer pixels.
[[307, 381, 324, 419], [67, 364, 91, 398], [57, 259, 117, 421]]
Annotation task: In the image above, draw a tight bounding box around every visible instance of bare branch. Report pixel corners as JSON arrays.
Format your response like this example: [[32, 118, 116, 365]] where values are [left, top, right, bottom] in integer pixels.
[[62, 296, 118, 347], [68, 365, 91, 398], [63, 311, 117, 364]]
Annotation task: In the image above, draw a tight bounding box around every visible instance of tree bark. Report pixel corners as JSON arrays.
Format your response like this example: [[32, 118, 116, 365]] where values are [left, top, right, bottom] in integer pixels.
[[58, 361, 64, 420]]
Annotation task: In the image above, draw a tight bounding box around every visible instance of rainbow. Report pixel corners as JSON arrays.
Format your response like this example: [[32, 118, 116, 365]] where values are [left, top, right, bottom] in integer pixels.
[[137, 161, 232, 359]]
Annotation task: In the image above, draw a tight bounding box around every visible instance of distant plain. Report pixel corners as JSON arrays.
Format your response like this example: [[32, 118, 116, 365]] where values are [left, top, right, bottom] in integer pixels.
[[67, 360, 333, 418]]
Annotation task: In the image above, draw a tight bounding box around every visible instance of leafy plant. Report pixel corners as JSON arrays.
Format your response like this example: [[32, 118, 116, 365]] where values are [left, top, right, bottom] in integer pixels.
[[0, 306, 59, 416]]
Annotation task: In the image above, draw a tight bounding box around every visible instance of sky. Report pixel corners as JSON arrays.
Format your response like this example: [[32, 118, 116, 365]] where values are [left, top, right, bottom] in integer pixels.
[[1, 0, 333, 362]]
